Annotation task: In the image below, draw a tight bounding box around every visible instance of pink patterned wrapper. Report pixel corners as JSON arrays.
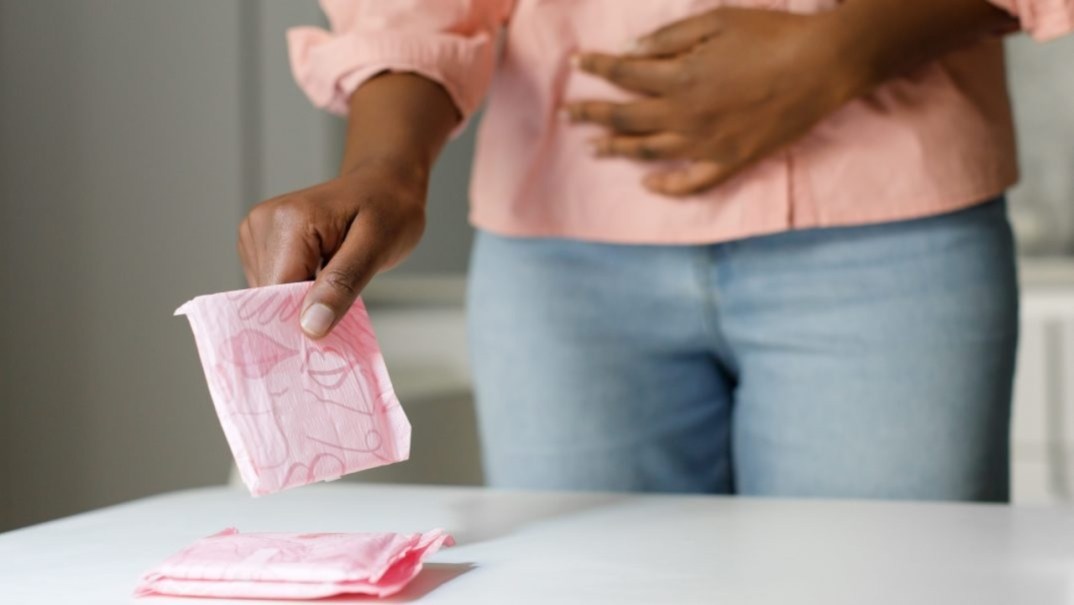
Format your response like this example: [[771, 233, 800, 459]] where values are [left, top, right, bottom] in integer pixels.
[[176, 282, 410, 496], [135, 528, 454, 599]]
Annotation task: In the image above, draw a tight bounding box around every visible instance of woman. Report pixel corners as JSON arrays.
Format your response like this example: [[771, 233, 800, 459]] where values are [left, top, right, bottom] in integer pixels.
[[237, 0, 1072, 501]]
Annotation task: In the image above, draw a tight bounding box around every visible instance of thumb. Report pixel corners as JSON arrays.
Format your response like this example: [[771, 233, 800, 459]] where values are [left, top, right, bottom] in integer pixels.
[[299, 218, 380, 339], [628, 11, 724, 57]]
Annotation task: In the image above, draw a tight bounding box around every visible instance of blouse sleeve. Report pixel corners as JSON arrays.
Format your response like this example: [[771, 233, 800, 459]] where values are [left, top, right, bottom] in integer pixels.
[[987, 0, 1074, 40], [287, 0, 513, 125]]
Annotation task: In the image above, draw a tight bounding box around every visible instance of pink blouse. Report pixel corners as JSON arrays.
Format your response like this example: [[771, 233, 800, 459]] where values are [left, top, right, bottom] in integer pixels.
[[288, 0, 1073, 245]]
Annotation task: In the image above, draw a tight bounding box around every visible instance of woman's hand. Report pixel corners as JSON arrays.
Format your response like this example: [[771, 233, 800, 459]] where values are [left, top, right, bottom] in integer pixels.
[[239, 160, 427, 338], [239, 72, 458, 339], [565, 8, 861, 197], [565, 0, 1014, 197]]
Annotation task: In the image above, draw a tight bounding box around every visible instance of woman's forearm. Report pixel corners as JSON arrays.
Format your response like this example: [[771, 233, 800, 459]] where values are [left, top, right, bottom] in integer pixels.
[[823, 0, 1016, 101], [339, 72, 461, 182]]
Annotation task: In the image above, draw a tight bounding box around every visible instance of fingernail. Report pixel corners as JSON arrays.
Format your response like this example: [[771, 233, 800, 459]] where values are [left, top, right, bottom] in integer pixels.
[[300, 303, 334, 338], [624, 39, 642, 55], [569, 53, 581, 68], [559, 107, 572, 123]]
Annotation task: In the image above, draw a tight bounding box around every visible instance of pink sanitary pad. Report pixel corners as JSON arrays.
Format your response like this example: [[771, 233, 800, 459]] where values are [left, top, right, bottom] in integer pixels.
[[176, 282, 410, 496], [135, 528, 454, 599]]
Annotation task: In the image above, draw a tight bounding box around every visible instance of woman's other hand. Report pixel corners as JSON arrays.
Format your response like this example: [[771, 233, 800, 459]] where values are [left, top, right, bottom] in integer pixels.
[[565, 1, 1013, 197]]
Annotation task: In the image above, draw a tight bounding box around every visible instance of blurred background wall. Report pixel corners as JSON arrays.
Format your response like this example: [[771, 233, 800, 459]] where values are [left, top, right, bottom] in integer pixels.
[[0, 0, 480, 531], [0, 0, 1072, 532]]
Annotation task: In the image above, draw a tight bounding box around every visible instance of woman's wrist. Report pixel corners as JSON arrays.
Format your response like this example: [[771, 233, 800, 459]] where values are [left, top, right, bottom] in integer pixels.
[[784, 10, 878, 121], [340, 155, 432, 195], [816, 0, 1015, 104], [792, 17, 860, 116]]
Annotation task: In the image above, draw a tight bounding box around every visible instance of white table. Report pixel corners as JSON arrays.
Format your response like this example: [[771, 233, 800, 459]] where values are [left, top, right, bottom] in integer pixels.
[[2, 484, 1073, 604]]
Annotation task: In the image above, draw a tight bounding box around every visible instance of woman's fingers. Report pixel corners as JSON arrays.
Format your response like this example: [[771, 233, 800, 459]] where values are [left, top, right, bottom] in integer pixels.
[[261, 229, 321, 286], [573, 53, 682, 95], [565, 99, 668, 134], [245, 200, 325, 287], [643, 161, 728, 197], [239, 168, 428, 340], [590, 132, 689, 160], [300, 216, 383, 339], [630, 11, 724, 57], [237, 218, 260, 287], [244, 196, 376, 340]]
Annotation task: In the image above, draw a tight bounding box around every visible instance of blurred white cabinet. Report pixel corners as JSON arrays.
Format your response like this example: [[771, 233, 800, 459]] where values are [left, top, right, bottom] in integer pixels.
[[1011, 259, 1074, 505]]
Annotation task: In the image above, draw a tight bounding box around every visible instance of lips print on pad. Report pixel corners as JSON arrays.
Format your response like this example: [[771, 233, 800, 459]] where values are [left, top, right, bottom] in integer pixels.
[[176, 282, 410, 496]]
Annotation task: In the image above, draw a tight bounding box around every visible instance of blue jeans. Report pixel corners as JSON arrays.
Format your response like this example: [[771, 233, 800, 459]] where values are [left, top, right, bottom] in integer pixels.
[[467, 199, 1018, 502]]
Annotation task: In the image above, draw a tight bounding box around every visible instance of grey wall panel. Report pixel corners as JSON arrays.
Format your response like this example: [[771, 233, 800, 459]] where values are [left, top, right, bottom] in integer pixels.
[[256, 0, 336, 204], [0, 0, 245, 530]]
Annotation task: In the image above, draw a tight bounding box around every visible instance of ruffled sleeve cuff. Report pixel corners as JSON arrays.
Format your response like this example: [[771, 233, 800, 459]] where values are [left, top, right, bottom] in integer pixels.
[[988, 0, 1074, 40], [287, 26, 496, 132]]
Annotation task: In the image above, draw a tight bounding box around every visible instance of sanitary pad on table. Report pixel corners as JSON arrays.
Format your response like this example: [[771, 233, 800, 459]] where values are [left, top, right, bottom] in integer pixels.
[[176, 282, 410, 496], [135, 528, 453, 599]]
